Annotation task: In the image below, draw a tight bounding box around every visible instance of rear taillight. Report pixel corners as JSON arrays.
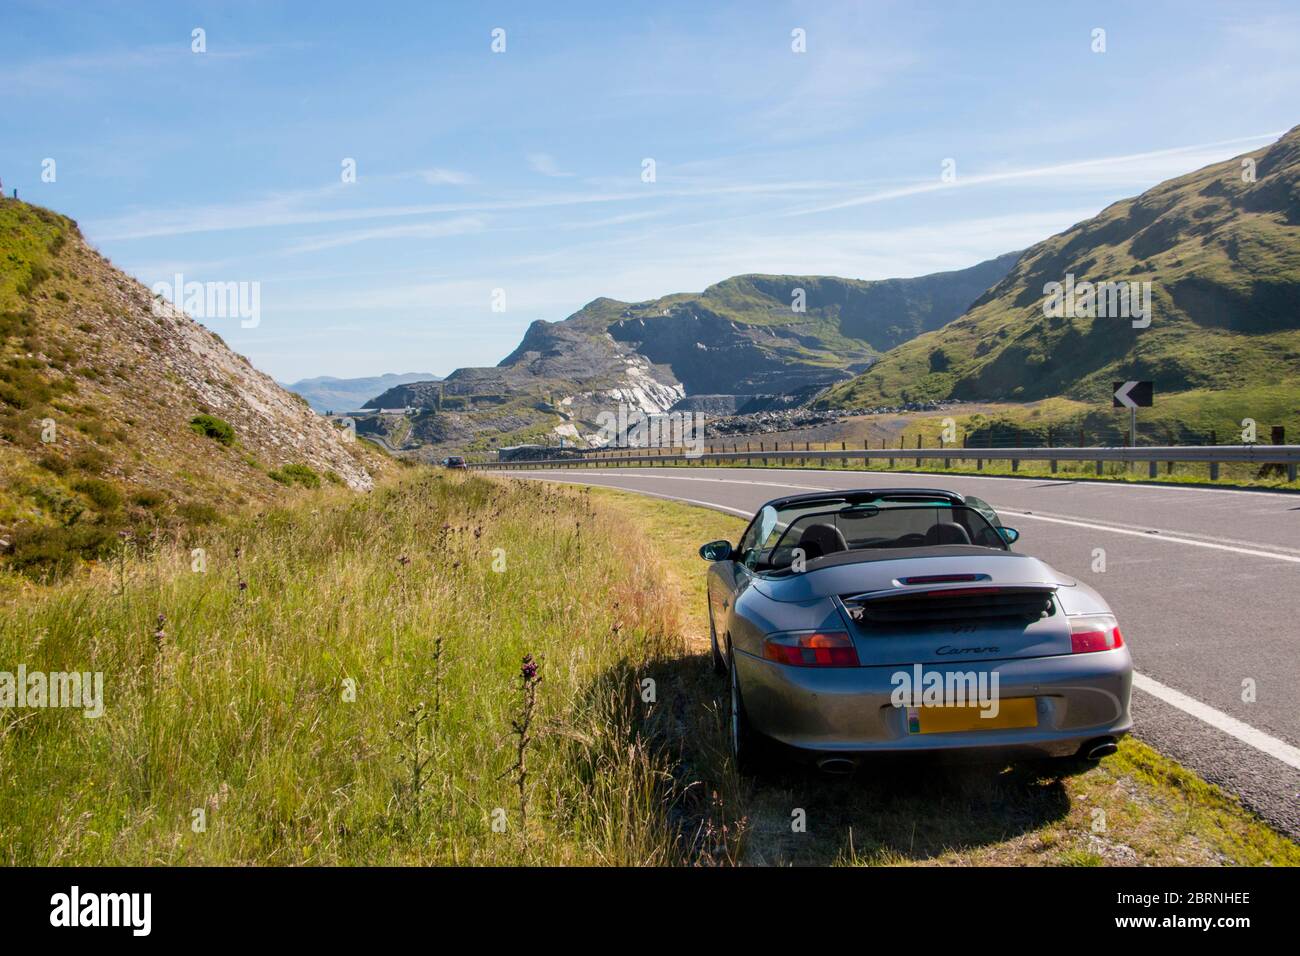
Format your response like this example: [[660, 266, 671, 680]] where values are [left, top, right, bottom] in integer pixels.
[[763, 631, 859, 667], [1069, 615, 1124, 653]]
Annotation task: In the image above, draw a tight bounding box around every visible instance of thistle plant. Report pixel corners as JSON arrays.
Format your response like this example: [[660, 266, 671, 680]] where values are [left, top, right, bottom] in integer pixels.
[[502, 654, 541, 835], [393, 552, 412, 657], [392, 702, 434, 826], [390, 637, 446, 825], [430, 636, 444, 733]]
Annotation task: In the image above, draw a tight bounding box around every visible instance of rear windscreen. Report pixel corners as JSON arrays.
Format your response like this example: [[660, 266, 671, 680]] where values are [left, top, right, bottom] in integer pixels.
[[746, 503, 1006, 572]]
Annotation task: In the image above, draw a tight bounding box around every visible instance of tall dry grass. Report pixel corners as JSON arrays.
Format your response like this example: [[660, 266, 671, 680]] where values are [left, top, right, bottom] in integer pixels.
[[0, 472, 700, 865]]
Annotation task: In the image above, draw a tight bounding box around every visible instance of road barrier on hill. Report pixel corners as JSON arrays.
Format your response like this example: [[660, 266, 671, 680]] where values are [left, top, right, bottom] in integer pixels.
[[470, 444, 1300, 482]]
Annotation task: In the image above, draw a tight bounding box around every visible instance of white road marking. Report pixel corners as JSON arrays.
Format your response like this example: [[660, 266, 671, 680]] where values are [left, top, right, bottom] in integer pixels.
[[531, 470, 1300, 563], [531, 470, 827, 492], [634, 494, 752, 518], [516, 475, 754, 517], [998, 509, 1300, 564], [664, 465, 1300, 500], [1132, 673, 1300, 771], [516, 469, 1300, 772]]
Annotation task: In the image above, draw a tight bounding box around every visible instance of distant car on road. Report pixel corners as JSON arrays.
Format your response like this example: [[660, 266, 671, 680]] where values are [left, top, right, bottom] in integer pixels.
[[445, 456, 468, 470], [701, 488, 1132, 774]]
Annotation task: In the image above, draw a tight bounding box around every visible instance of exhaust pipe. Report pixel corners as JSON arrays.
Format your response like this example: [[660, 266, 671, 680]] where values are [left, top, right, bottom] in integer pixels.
[[816, 756, 859, 776], [1082, 737, 1118, 761]]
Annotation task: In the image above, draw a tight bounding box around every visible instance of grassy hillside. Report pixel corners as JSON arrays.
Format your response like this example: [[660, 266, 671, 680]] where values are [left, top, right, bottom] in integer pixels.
[[0, 199, 386, 579], [821, 126, 1300, 415]]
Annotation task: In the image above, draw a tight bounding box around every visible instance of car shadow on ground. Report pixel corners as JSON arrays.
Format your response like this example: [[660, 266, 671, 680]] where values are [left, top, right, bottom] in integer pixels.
[[739, 751, 1088, 865], [631, 651, 1092, 866]]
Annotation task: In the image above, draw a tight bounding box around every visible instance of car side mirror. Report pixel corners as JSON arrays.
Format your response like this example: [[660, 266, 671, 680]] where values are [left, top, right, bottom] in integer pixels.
[[699, 540, 734, 562], [999, 527, 1020, 545]]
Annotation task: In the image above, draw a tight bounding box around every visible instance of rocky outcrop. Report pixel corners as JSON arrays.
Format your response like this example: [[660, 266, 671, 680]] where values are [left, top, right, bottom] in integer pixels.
[[372, 254, 1016, 453], [0, 198, 381, 526]]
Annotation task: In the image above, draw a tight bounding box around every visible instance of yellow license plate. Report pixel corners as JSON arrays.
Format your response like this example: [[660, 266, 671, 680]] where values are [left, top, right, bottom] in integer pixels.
[[908, 697, 1038, 734]]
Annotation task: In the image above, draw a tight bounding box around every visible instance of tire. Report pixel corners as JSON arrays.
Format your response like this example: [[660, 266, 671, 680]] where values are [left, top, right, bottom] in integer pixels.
[[728, 642, 764, 775], [708, 604, 726, 675]]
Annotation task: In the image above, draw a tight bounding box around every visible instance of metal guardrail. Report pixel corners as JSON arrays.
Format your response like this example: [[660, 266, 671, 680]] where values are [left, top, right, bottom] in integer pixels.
[[471, 445, 1300, 481]]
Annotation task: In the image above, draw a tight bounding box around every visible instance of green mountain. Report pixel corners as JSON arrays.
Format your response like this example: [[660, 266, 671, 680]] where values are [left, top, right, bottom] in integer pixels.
[[504, 253, 1021, 395], [819, 126, 1300, 410], [371, 253, 1018, 453]]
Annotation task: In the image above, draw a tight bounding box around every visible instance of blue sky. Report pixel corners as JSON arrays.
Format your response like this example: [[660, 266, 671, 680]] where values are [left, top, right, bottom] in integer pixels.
[[3, 0, 1298, 382]]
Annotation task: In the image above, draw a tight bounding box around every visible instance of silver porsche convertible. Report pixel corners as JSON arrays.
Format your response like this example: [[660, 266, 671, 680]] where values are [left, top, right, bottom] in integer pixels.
[[701, 488, 1132, 774]]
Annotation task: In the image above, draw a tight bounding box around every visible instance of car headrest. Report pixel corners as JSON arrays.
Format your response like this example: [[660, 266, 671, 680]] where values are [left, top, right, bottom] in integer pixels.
[[925, 522, 972, 546], [795, 522, 848, 560]]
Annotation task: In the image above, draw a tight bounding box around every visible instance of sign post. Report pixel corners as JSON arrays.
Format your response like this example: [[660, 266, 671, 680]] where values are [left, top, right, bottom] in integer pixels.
[[1113, 380, 1153, 448]]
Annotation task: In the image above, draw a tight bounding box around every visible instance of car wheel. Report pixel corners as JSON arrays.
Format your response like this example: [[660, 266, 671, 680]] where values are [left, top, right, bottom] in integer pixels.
[[728, 642, 763, 775], [708, 603, 726, 675]]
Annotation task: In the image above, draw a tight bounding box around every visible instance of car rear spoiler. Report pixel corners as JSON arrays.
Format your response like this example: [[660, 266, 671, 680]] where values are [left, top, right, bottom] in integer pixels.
[[840, 583, 1058, 626]]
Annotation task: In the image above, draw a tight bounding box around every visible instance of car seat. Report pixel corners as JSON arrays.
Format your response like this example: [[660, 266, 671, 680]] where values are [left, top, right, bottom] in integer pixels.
[[924, 522, 972, 546], [795, 522, 848, 560]]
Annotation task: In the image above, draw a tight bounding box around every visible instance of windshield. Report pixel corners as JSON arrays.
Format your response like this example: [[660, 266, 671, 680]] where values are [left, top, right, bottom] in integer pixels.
[[738, 498, 1008, 573]]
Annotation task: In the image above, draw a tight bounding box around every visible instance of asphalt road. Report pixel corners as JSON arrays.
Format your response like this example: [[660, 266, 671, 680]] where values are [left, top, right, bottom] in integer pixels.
[[508, 465, 1300, 839]]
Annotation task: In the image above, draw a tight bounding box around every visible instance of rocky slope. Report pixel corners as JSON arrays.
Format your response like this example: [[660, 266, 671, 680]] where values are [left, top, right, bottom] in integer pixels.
[[372, 253, 1019, 452], [820, 126, 1300, 409], [0, 199, 385, 577]]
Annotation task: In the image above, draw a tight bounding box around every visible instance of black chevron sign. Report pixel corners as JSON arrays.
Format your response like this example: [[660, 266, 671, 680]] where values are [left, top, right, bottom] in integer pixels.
[[1112, 380, 1153, 409]]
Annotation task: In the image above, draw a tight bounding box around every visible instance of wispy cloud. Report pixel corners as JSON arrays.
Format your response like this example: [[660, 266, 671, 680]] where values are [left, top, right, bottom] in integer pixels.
[[263, 208, 1088, 320], [0, 41, 304, 92], [281, 216, 485, 254], [526, 152, 573, 178], [786, 133, 1286, 217], [417, 167, 475, 186], [551, 210, 665, 231], [87, 177, 852, 241], [91, 129, 1281, 246], [87, 187, 637, 241]]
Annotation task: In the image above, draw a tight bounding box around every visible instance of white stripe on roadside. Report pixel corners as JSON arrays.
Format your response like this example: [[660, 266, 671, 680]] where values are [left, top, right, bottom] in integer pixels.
[[529, 470, 827, 492], [651, 464, 1300, 500], [1132, 672, 1300, 771], [530, 471, 1300, 563], [999, 510, 1300, 564], [514, 474, 754, 517]]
